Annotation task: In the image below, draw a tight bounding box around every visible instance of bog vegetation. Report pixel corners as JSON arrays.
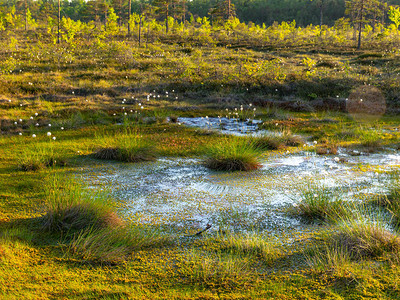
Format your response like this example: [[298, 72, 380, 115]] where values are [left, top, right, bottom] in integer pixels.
[[2, 0, 400, 299]]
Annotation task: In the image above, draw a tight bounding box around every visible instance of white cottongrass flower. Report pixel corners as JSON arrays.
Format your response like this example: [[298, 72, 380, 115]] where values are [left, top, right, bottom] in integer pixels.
[[61, 127, 64, 130], [334, 157, 340, 162], [14, 121, 17, 125], [32, 134, 36, 138], [35, 113, 38, 116], [47, 132, 51, 136], [52, 137, 56, 140], [19, 132, 22, 136], [48, 124, 51, 127]]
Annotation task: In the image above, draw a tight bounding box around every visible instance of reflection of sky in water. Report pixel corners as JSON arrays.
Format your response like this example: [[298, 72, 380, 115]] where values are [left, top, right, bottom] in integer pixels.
[[89, 151, 400, 233], [178, 117, 262, 135]]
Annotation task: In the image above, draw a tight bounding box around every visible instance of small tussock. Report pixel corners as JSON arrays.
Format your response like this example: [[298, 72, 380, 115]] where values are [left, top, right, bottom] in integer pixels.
[[202, 233, 281, 265], [291, 184, 348, 222], [42, 176, 123, 233], [360, 139, 383, 153], [316, 144, 338, 155], [20, 161, 44, 172], [251, 135, 285, 150], [94, 146, 157, 162], [118, 145, 157, 162], [250, 132, 303, 151], [204, 158, 261, 172], [331, 221, 400, 259], [203, 137, 262, 172], [67, 225, 171, 264], [93, 147, 119, 160]]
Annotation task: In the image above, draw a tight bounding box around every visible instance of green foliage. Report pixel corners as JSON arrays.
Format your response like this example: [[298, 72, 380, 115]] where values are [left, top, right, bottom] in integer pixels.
[[389, 6, 400, 31]]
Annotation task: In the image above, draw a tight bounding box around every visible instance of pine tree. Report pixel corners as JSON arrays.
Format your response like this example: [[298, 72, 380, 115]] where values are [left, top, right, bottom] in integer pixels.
[[345, 0, 384, 49]]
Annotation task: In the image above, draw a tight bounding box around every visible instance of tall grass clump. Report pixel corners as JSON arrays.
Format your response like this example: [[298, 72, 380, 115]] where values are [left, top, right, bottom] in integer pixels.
[[329, 218, 400, 259], [42, 176, 123, 233], [291, 183, 349, 222], [203, 136, 262, 171], [305, 242, 353, 276], [93, 127, 157, 162], [67, 225, 172, 264], [384, 174, 400, 227], [19, 140, 66, 171], [250, 131, 303, 151], [201, 232, 281, 265]]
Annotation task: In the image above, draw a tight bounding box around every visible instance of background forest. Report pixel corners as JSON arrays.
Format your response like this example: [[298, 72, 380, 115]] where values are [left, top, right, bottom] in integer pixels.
[[2, 0, 400, 29]]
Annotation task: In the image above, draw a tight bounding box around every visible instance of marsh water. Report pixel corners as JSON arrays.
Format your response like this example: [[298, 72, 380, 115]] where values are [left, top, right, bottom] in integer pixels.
[[88, 118, 400, 235]]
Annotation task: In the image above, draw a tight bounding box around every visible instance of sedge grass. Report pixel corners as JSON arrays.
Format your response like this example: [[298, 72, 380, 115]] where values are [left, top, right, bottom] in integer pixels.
[[93, 127, 157, 163], [290, 183, 350, 223], [203, 136, 262, 171], [19, 139, 66, 171], [178, 250, 255, 290], [321, 208, 400, 260], [201, 232, 281, 265], [67, 225, 172, 264], [42, 175, 123, 234]]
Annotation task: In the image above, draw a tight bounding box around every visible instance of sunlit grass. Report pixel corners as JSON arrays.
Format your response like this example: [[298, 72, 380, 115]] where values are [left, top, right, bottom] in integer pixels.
[[290, 183, 350, 222], [203, 136, 263, 171], [42, 175, 123, 233]]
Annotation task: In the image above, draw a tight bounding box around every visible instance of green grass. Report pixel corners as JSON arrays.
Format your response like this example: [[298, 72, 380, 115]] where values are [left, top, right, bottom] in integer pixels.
[[67, 225, 172, 264], [201, 232, 282, 265], [42, 175, 123, 233], [290, 183, 350, 222], [93, 127, 157, 163], [203, 136, 263, 171], [2, 26, 400, 299]]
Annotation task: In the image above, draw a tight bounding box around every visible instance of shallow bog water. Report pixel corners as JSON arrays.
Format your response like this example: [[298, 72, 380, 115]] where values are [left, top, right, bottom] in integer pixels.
[[87, 151, 400, 235]]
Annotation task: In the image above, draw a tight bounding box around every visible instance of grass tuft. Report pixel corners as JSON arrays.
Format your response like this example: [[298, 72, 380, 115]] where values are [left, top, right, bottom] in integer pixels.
[[203, 136, 262, 171], [42, 176, 123, 233], [291, 183, 349, 222], [93, 128, 157, 163], [202, 232, 281, 265], [330, 219, 400, 259], [67, 225, 172, 264]]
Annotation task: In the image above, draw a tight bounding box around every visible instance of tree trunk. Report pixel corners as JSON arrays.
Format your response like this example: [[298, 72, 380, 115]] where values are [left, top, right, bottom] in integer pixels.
[[139, 15, 142, 47], [57, 0, 60, 44], [104, 1, 108, 31], [24, 0, 27, 30], [357, 0, 364, 49], [128, 0, 132, 36], [146, 21, 150, 48], [319, 1, 323, 27], [165, 4, 169, 34]]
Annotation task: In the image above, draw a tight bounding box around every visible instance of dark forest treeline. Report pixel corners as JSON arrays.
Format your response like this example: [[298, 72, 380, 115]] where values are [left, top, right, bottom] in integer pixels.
[[1, 0, 400, 28]]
